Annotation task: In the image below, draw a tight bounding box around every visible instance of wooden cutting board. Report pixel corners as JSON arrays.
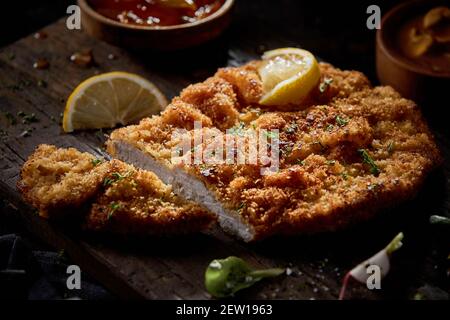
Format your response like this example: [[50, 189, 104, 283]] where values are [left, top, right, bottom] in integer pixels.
[[0, 19, 449, 300]]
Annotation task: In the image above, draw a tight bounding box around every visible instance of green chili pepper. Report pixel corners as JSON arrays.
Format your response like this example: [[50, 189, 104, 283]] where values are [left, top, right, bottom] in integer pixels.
[[205, 256, 285, 298]]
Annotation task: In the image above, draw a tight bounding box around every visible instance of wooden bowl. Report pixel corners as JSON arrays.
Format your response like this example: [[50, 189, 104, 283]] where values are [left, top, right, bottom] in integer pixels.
[[78, 0, 234, 50], [376, 0, 450, 105]]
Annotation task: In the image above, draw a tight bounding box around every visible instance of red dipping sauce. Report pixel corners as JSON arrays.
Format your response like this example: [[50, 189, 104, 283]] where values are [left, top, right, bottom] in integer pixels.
[[89, 0, 225, 26]]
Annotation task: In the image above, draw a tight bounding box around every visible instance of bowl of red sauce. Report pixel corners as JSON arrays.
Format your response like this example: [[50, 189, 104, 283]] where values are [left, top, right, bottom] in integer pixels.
[[376, 0, 450, 106], [78, 0, 234, 50]]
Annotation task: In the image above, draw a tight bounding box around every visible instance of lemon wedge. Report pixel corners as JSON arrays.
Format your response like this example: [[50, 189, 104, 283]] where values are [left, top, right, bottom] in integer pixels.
[[258, 48, 320, 106], [63, 72, 168, 132]]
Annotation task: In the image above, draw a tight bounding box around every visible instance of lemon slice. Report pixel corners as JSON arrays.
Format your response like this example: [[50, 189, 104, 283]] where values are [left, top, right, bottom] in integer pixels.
[[258, 48, 320, 106], [63, 72, 168, 132]]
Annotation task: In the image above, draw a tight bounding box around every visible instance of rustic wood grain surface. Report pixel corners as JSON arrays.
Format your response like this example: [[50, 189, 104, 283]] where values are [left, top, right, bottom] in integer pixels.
[[0, 15, 449, 300]]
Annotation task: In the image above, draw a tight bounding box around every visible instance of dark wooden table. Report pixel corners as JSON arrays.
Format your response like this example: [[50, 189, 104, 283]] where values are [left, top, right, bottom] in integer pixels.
[[0, 1, 449, 300]]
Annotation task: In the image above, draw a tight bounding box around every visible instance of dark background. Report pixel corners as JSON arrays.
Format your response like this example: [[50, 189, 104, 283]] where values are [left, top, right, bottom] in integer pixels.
[[2, 0, 443, 300], [0, 0, 408, 82]]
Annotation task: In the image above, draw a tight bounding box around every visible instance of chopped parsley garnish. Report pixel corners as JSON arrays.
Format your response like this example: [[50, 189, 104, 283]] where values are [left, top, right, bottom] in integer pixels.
[[326, 124, 334, 132], [358, 149, 380, 176], [335, 115, 349, 127], [236, 202, 246, 213], [103, 171, 131, 186], [103, 177, 113, 186], [319, 77, 333, 93], [297, 159, 305, 166], [92, 158, 103, 166], [108, 202, 121, 219], [326, 159, 336, 166], [264, 131, 279, 140], [341, 172, 348, 180], [111, 171, 130, 181]]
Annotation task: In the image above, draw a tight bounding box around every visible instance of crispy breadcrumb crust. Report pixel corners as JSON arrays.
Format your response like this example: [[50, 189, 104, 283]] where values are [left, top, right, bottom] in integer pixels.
[[86, 160, 214, 235], [17, 144, 108, 218], [18, 145, 214, 234], [108, 61, 442, 240]]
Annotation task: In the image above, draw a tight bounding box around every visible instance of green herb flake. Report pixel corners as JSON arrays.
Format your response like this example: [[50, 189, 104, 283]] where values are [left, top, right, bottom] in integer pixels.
[[236, 202, 245, 213], [103, 177, 113, 186], [264, 130, 279, 140], [326, 159, 336, 166], [358, 149, 380, 176], [112, 171, 131, 181], [335, 115, 349, 127], [108, 202, 121, 220], [326, 124, 334, 132], [103, 171, 132, 186], [92, 158, 103, 167]]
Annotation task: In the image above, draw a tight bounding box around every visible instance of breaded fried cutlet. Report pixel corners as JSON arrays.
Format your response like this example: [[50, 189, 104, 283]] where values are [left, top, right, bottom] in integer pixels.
[[107, 61, 442, 241], [17, 144, 109, 218], [87, 159, 215, 235], [18, 145, 214, 235]]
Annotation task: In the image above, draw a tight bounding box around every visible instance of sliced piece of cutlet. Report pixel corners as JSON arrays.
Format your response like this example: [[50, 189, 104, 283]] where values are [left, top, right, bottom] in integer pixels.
[[18, 144, 214, 235]]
